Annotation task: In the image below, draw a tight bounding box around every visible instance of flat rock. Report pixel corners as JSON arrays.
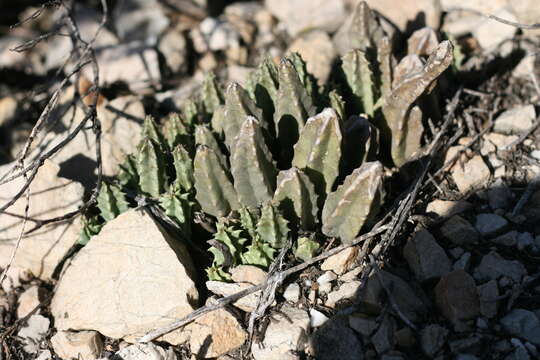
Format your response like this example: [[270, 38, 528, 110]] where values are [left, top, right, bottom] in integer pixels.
[[251, 305, 309, 360], [494, 105, 536, 135], [265, 0, 346, 37], [158, 27, 188, 74], [51, 330, 103, 360], [481, 133, 518, 154], [0, 96, 17, 127], [349, 313, 378, 337], [283, 283, 301, 303], [184, 298, 247, 358], [372, 315, 395, 355], [473, 8, 517, 49], [112, 343, 176, 360], [17, 285, 48, 319], [288, 30, 336, 84], [500, 309, 540, 346], [51, 209, 198, 345], [310, 315, 363, 360], [435, 270, 480, 323], [403, 229, 452, 282], [477, 280, 499, 318], [113, 0, 169, 45], [325, 281, 362, 308], [0, 160, 84, 286], [421, 324, 448, 357], [487, 180, 514, 210], [475, 213, 508, 237], [358, 270, 426, 322], [231, 265, 267, 285], [206, 281, 261, 312], [491, 231, 518, 247], [474, 251, 526, 283], [450, 154, 491, 193], [321, 246, 359, 275], [364, 0, 440, 32], [18, 314, 50, 354], [440, 215, 480, 246], [310, 308, 329, 328], [426, 199, 472, 218]]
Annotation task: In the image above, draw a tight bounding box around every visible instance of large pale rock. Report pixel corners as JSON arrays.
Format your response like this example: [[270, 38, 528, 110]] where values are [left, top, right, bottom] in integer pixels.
[[509, 0, 540, 37], [449, 153, 491, 193], [17, 285, 48, 319], [265, 0, 346, 37], [51, 330, 103, 360], [321, 246, 359, 275], [493, 105, 536, 135], [51, 209, 199, 345], [473, 8, 517, 49], [18, 314, 50, 354], [252, 305, 309, 360], [288, 30, 336, 84], [206, 281, 261, 312], [184, 298, 247, 358], [0, 160, 84, 285], [44, 95, 144, 181], [365, 0, 441, 33], [113, 343, 176, 360]]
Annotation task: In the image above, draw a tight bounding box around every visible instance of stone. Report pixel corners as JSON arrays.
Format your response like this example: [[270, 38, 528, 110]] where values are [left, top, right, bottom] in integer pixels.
[[481, 133, 519, 154], [36, 350, 53, 360], [251, 305, 309, 360], [184, 298, 247, 358], [491, 231, 518, 247], [158, 27, 188, 74], [349, 313, 378, 337], [475, 213, 508, 237], [501, 309, 540, 346], [51, 209, 198, 345], [317, 271, 338, 285], [450, 154, 491, 193], [426, 199, 472, 218], [18, 314, 50, 354], [310, 316, 363, 360], [403, 229, 452, 282], [0, 96, 17, 127], [453, 252, 471, 272], [509, 0, 540, 38], [407, 27, 440, 56], [449, 335, 483, 354], [421, 324, 449, 357], [319, 282, 332, 294], [206, 281, 261, 312], [231, 265, 267, 285], [440, 215, 480, 246], [321, 246, 359, 275], [435, 270, 480, 323], [113, 0, 169, 45], [395, 327, 416, 348], [288, 30, 336, 84], [494, 105, 536, 135], [227, 65, 254, 86], [474, 251, 526, 283], [50, 330, 103, 360], [265, 0, 346, 37], [283, 283, 301, 303], [487, 180, 514, 210], [112, 343, 176, 360], [17, 285, 48, 319], [372, 315, 395, 355], [310, 308, 329, 328], [92, 43, 161, 93], [517, 232, 534, 251], [473, 8, 517, 49], [0, 160, 84, 285], [364, 0, 441, 32], [358, 270, 426, 322], [325, 281, 362, 308]]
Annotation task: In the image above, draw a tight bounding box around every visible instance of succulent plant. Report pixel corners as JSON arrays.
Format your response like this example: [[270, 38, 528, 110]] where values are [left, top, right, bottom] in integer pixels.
[[79, 1, 454, 281]]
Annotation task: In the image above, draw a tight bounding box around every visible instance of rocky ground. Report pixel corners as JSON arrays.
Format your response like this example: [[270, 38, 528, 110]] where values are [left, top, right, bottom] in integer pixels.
[[1, 0, 540, 359]]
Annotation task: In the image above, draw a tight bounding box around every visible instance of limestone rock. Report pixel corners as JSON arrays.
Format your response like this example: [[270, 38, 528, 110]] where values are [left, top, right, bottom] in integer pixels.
[[321, 246, 359, 275], [473, 8, 517, 49], [0, 96, 17, 127], [158, 27, 188, 74], [403, 229, 452, 282], [251, 305, 309, 360], [310, 315, 363, 360], [426, 199, 472, 218], [112, 343, 176, 360], [440, 215, 480, 246], [18, 314, 50, 354], [113, 0, 169, 45], [364, 0, 441, 32], [435, 270, 480, 323], [206, 281, 261, 312], [474, 251, 526, 283], [17, 285, 48, 319], [494, 105, 536, 135], [51, 330, 103, 360], [288, 30, 336, 84], [450, 154, 491, 193], [325, 281, 361, 308], [51, 209, 198, 345], [283, 283, 301, 303], [477, 280, 499, 318], [184, 299, 247, 358], [0, 160, 84, 285], [474, 213, 508, 237], [265, 0, 346, 37], [231, 265, 267, 285]]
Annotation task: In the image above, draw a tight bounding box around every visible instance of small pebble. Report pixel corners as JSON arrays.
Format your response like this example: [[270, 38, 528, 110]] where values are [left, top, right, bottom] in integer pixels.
[[309, 308, 329, 328]]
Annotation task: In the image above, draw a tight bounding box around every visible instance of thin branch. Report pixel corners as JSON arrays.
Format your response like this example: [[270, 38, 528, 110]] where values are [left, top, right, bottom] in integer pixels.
[[449, 7, 540, 29]]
